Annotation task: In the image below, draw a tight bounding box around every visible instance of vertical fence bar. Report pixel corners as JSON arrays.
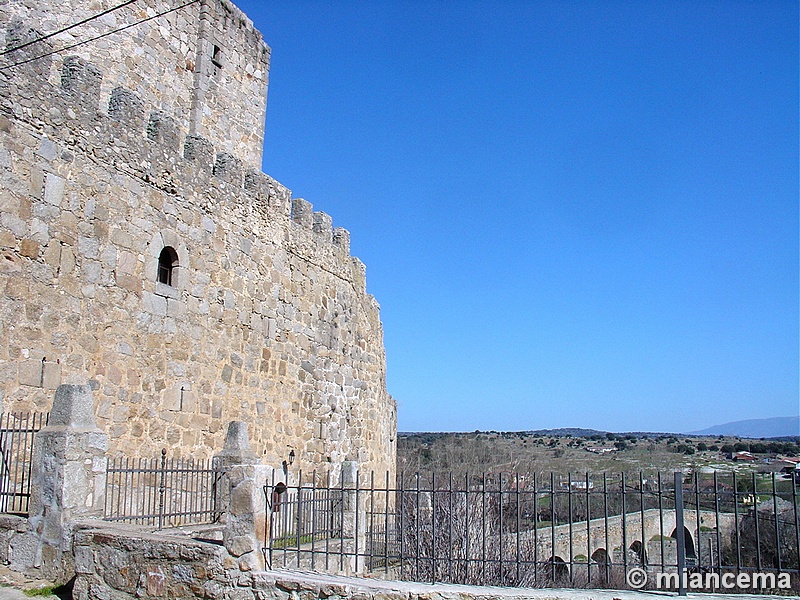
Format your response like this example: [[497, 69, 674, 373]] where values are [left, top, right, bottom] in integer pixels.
[[0, 413, 8, 512], [793, 470, 800, 585], [354, 468, 360, 574], [265, 468, 273, 569], [515, 472, 521, 584], [657, 472, 664, 573], [398, 471, 404, 579], [693, 472, 701, 567], [532, 473, 538, 586], [384, 470, 390, 574], [9, 414, 21, 512], [311, 470, 317, 571], [586, 471, 591, 585], [602, 473, 609, 582], [430, 471, 436, 583], [339, 468, 345, 573], [752, 471, 761, 572], [16, 414, 27, 512], [447, 472, 453, 582], [296, 470, 302, 569], [620, 472, 627, 577], [550, 472, 555, 581], [732, 471, 740, 574], [464, 472, 470, 582], [713, 471, 721, 574], [498, 472, 503, 584], [414, 471, 423, 581], [157, 449, 166, 530], [567, 472, 573, 584], [368, 471, 374, 573], [639, 471, 645, 569], [772, 473, 781, 572], [481, 472, 486, 583], [674, 471, 686, 597]]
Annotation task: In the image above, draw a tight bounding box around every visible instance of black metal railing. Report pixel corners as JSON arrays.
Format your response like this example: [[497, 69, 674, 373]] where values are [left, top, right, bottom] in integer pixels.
[[104, 448, 222, 529], [266, 470, 800, 592], [266, 470, 344, 570], [0, 412, 48, 515]]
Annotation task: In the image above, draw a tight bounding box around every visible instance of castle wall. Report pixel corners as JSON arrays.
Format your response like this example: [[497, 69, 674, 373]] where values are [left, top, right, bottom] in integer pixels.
[[0, 0, 396, 478]]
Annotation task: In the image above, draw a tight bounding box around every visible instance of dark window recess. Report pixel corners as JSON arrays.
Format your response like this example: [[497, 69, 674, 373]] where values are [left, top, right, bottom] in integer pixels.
[[157, 246, 179, 286], [211, 44, 223, 68]]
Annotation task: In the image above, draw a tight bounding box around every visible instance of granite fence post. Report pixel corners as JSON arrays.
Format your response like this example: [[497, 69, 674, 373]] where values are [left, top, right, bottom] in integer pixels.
[[212, 421, 269, 571], [22, 384, 108, 583], [340, 460, 366, 575]]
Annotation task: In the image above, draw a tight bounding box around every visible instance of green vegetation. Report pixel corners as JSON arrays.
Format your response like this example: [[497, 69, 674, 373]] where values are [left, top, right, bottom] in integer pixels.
[[23, 587, 57, 597], [271, 534, 316, 548]]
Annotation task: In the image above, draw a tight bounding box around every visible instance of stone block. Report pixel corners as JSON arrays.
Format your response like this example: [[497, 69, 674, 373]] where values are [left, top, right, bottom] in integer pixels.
[[48, 383, 96, 428], [115, 273, 141, 293], [19, 238, 39, 258], [73, 544, 95, 575], [18, 359, 42, 387], [333, 227, 350, 254], [42, 361, 61, 390], [163, 388, 181, 411], [291, 198, 313, 228], [312, 211, 333, 238], [8, 530, 36, 571], [142, 291, 167, 316], [43, 173, 65, 206], [166, 298, 187, 318], [227, 534, 254, 557], [42, 241, 61, 267]]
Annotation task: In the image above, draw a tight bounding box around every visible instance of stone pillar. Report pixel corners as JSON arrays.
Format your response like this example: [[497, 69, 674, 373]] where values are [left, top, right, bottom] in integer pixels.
[[340, 460, 366, 575], [24, 384, 108, 583], [212, 421, 269, 571]]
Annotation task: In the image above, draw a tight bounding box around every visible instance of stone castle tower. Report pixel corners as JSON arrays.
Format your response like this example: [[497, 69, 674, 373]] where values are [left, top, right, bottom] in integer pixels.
[[0, 0, 397, 477]]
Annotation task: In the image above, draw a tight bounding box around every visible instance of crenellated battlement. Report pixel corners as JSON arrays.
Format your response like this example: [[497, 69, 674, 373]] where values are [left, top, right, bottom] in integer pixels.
[[1, 26, 369, 289]]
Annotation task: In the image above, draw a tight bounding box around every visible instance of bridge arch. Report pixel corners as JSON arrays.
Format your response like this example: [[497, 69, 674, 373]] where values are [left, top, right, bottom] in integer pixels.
[[546, 556, 569, 581], [670, 526, 697, 562], [630, 540, 648, 566]]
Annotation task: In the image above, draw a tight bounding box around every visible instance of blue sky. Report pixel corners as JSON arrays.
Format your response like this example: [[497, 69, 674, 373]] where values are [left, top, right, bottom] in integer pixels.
[[234, 0, 798, 434]]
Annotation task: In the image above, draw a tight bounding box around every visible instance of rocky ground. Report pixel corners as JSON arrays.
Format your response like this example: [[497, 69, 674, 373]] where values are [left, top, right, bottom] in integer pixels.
[[0, 564, 59, 598]]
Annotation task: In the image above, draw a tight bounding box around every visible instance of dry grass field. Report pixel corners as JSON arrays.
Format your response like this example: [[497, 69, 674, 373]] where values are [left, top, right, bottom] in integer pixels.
[[397, 430, 800, 479]]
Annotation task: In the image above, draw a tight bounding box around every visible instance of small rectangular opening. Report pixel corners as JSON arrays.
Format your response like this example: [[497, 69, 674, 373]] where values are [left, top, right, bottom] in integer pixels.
[[211, 45, 223, 68]]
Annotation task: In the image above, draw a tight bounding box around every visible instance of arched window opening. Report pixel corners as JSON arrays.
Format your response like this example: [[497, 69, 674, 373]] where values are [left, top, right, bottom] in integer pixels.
[[157, 246, 179, 286]]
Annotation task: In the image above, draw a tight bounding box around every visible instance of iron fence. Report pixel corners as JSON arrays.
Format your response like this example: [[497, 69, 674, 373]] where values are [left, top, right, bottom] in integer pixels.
[[266, 470, 800, 592], [104, 448, 222, 528], [266, 470, 344, 570], [0, 412, 48, 515]]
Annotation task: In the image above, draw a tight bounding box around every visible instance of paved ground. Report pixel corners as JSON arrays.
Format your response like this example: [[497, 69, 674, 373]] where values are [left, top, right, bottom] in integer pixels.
[[0, 587, 34, 599], [0, 564, 57, 599], [0, 565, 795, 599], [271, 569, 799, 600]]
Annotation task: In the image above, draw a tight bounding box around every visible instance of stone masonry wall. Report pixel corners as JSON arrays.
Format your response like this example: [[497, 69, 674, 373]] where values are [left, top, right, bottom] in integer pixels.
[[0, 0, 396, 478]]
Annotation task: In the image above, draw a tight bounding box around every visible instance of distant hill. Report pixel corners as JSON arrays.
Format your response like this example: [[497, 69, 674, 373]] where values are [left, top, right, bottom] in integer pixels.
[[689, 417, 800, 438]]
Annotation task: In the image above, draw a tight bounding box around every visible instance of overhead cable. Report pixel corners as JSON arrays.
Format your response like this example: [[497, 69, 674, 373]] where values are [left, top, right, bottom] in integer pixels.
[[0, 0, 201, 73], [1, 0, 142, 56]]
